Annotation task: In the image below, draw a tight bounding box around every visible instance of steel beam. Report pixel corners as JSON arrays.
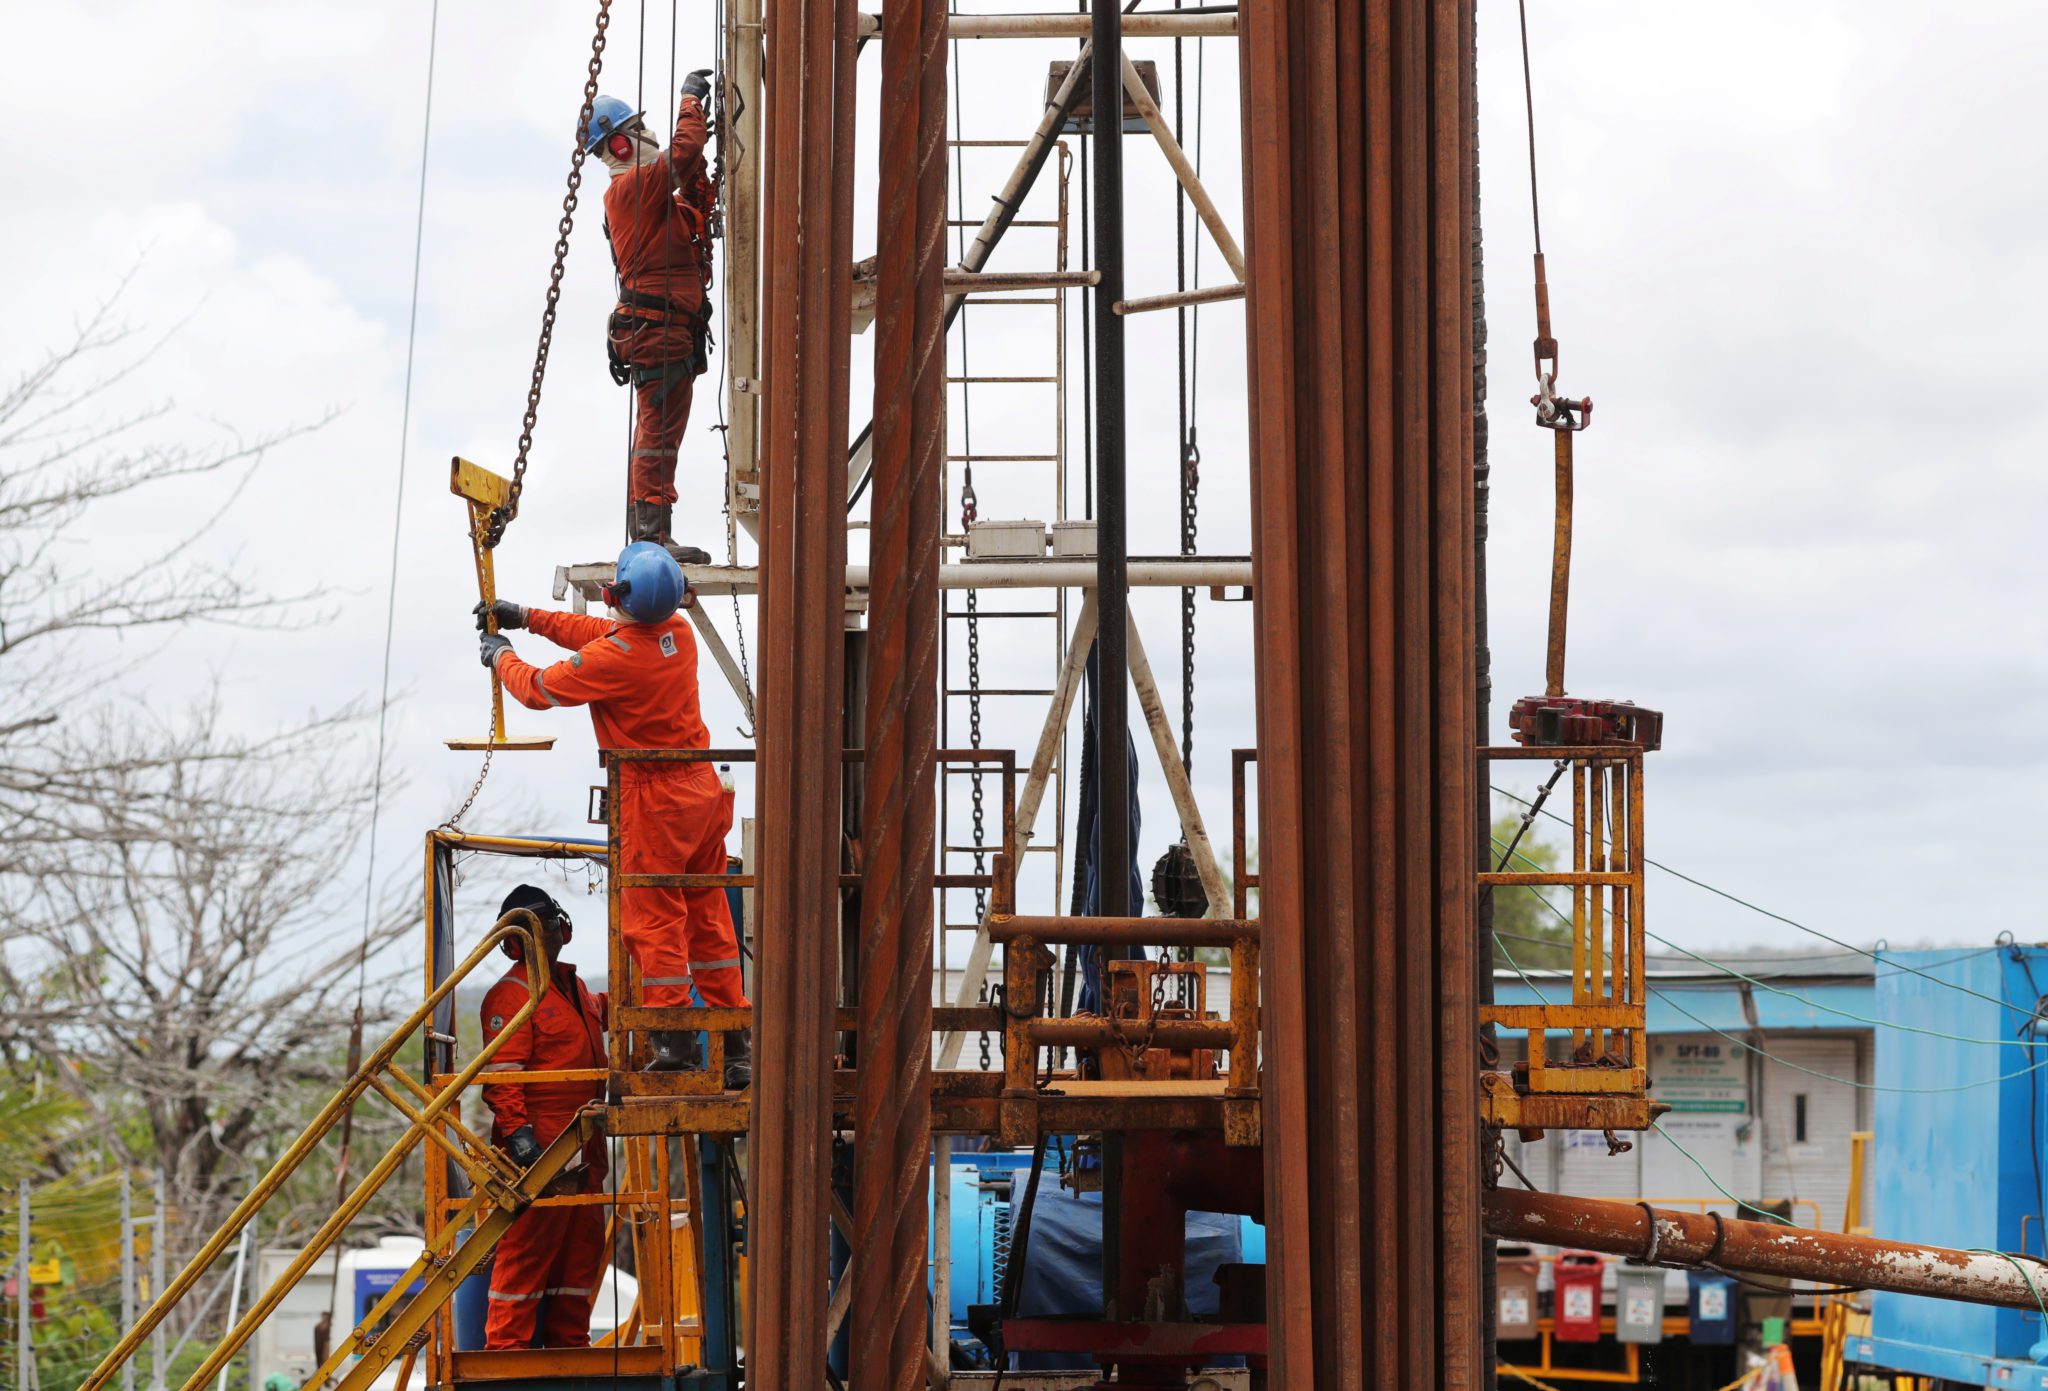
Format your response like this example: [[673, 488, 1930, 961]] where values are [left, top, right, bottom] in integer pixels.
[[722, 0, 765, 535], [1239, 0, 1481, 1383], [747, 0, 856, 1374], [1091, 0, 1131, 922], [851, 0, 946, 1377]]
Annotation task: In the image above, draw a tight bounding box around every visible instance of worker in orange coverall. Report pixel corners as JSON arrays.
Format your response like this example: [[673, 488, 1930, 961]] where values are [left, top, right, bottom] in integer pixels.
[[479, 884, 609, 1350], [477, 541, 750, 1087], [579, 74, 720, 563]]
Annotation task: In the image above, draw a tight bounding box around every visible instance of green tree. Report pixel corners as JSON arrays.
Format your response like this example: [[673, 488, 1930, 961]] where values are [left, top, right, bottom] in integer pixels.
[[1488, 813, 1571, 973]]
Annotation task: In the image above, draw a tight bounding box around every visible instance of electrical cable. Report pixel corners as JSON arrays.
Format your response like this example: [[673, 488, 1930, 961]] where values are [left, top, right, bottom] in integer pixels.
[[2009, 953, 2048, 1274], [320, 4, 439, 1358], [1495, 928, 1979, 978], [1491, 929, 1553, 1008], [1650, 986, 2048, 1095], [1702, 1263, 1863, 1297], [1968, 1247, 2048, 1325], [1490, 832, 2046, 1049], [358, 0, 440, 1004], [990, 1136, 1049, 1391], [1649, 1122, 1795, 1227], [1492, 784, 2044, 1025]]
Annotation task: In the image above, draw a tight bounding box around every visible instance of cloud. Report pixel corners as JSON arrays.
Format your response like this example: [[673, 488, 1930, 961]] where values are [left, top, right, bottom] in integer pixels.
[[2, 0, 2040, 982]]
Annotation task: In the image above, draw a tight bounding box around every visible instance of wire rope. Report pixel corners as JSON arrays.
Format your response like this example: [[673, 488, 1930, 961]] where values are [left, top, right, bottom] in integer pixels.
[[358, 0, 441, 1003], [1515, 0, 1542, 257], [1491, 783, 2041, 1025]]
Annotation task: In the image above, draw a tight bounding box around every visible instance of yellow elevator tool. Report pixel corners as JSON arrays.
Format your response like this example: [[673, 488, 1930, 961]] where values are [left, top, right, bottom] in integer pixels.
[[448, 456, 554, 753]]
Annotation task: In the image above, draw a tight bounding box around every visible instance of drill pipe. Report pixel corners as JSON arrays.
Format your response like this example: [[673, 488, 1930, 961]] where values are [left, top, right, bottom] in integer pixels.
[[1485, 1187, 2048, 1311]]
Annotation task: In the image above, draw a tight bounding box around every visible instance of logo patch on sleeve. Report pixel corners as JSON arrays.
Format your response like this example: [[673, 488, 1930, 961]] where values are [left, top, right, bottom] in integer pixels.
[[659, 632, 678, 658], [488, 1014, 505, 1032]]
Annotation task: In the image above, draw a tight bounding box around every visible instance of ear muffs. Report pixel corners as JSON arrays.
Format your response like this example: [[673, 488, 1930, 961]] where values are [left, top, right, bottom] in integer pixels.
[[499, 895, 574, 960], [607, 132, 636, 160]]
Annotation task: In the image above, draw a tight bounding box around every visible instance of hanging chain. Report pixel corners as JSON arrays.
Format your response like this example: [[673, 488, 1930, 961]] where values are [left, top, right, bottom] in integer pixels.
[[1179, 431, 1199, 772], [443, 510, 501, 829], [976, 979, 993, 1071], [440, 694, 497, 831], [963, 477, 986, 916], [486, 0, 614, 548]]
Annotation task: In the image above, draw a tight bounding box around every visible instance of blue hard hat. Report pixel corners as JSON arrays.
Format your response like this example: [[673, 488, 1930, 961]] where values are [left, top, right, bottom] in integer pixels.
[[579, 95, 644, 153], [609, 541, 685, 624]]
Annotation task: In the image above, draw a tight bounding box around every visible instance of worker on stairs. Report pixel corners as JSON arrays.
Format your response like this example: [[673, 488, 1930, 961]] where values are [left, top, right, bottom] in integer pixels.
[[477, 541, 752, 1088], [580, 76, 719, 565], [478, 885, 609, 1349]]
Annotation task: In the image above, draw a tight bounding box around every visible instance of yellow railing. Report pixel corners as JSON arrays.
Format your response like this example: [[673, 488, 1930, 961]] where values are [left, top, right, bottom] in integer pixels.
[[78, 912, 557, 1391], [1481, 744, 1660, 1135]]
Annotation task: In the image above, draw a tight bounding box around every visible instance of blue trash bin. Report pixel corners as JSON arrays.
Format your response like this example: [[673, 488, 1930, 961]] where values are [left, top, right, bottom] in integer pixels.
[[1687, 1270, 1737, 1346]]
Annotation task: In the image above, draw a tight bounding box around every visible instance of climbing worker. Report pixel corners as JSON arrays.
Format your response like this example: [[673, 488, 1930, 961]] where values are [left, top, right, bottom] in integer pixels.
[[477, 541, 751, 1088], [579, 73, 720, 564], [478, 885, 609, 1350]]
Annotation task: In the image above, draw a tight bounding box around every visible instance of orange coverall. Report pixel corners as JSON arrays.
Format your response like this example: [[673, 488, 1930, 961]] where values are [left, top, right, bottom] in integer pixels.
[[499, 608, 747, 1011], [479, 960, 609, 1348], [605, 96, 716, 511]]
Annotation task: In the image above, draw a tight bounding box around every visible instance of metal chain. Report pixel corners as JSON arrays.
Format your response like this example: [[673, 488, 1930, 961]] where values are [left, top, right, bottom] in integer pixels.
[[976, 979, 993, 1071], [440, 692, 497, 831], [963, 482, 985, 916], [442, 511, 501, 829], [486, 0, 614, 548], [1179, 431, 1199, 772]]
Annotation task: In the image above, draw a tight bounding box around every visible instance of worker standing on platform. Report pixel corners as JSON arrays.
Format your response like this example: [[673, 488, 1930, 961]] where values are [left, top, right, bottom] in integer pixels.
[[478, 541, 751, 1087], [580, 74, 719, 564], [478, 885, 608, 1350]]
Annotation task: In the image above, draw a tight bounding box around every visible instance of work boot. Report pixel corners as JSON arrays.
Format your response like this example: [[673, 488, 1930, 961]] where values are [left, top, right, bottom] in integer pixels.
[[627, 499, 712, 566], [646, 1030, 703, 1073], [721, 1030, 752, 1091]]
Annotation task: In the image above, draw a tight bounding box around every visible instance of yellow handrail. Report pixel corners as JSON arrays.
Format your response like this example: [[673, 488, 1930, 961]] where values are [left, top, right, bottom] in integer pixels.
[[78, 912, 552, 1391]]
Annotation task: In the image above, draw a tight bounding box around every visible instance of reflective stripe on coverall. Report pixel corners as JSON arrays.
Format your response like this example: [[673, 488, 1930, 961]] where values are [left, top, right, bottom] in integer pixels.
[[605, 96, 715, 509], [479, 962, 609, 1348], [498, 609, 748, 1010]]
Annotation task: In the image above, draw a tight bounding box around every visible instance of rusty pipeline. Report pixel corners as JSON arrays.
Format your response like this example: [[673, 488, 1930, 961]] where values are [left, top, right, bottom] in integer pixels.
[[1026, 1017, 1235, 1050], [985, 915, 1255, 947], [1485, 1188, 2048, 1312]]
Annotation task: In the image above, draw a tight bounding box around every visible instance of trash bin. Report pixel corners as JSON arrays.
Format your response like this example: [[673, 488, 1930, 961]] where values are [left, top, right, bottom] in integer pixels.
[[1496, 1246, 1541, 1341], [1554, 1251, 1605, 1344], [1688, 1270, 1738, 1346], [1615, 1264, 1665, 1345]]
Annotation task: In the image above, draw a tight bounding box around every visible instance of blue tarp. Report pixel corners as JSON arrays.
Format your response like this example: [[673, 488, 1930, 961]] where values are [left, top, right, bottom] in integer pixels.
[[1006, 1171, 1243, 1371]]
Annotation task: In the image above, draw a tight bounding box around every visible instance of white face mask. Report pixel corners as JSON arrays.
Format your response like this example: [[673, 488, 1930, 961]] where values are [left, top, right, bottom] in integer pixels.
[[599, 128, 662, 176]]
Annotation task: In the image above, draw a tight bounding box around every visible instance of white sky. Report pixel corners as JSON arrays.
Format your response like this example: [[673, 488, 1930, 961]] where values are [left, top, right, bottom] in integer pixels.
[[3, 1, 2044, 983]]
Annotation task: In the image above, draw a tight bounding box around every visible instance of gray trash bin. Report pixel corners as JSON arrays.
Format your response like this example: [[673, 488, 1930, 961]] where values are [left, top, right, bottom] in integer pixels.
[[1615, 1264, 1666, 1345]]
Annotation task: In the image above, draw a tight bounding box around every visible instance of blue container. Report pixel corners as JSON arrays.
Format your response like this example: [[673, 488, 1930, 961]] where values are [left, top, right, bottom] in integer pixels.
[[1688, 1271, 1737, 1346], [454, 1266, 489, 1350]]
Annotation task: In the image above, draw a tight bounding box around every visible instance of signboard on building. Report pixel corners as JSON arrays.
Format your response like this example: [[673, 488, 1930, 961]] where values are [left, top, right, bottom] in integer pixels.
[[1652, 1036, 1747, 1113]]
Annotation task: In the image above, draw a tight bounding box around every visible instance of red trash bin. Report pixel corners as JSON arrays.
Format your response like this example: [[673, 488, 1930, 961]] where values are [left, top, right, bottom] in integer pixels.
[[1553, 1251, 1605, 1344]]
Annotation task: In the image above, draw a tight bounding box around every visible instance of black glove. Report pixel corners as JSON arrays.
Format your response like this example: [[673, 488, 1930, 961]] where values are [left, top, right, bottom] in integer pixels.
[[473, 599, 527, 633], [683, 68, 713, 102], [502, 1125, 542, 1167], [480, 633, 513, 670]]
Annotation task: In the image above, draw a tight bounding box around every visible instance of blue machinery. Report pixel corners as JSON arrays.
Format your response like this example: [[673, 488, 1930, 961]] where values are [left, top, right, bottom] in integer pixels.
[[1849, 945, 2048, 1388]]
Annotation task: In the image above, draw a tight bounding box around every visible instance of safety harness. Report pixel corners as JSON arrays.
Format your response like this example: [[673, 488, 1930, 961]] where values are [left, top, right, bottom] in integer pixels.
[[603, 136, 719, 395]]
